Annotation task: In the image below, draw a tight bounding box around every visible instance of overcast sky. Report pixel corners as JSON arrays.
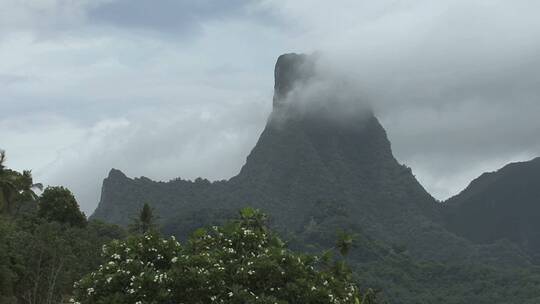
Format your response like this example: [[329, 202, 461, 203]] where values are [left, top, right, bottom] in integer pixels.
[[1, 0, 540, 214]]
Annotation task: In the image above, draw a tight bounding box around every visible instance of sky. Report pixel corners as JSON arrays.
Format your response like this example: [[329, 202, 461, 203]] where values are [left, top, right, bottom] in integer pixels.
[[1, 0, 540, 214]]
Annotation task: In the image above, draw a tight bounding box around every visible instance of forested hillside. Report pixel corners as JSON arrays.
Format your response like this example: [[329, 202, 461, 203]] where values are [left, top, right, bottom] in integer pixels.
[[94, 53, 468, 262], [444, 157, 540, 261], [89, 54, 540, 303]]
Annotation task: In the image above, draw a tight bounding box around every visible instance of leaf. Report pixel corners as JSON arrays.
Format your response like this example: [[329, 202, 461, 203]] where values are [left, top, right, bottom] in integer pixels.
[[336, 231, 354, 257], [240, 207, 256, 219], [192, 228, 207, 239]]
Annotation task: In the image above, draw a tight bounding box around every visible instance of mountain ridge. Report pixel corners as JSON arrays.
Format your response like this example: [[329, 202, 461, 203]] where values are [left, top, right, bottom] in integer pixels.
[[92, 53, 533, 266], [443, 156, 540, 260]]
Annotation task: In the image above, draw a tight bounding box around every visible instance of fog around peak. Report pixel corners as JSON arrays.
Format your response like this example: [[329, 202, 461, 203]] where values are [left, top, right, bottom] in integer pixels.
[[1, 0, 540, 213]]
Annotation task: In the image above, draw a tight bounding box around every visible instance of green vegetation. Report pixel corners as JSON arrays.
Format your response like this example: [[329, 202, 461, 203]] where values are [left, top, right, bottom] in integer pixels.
[[0, 152, 376, 304], [129, 202, 157, 234], [0, 216, 124, 304], [3, 124, 540, 304], [88, 105, 540, 303], [38, 186, 87, 227], [0, 151, 125, 304], [73, 208, 376, 304], [0, 150, 42, 216], [443, 157, 540, 262]]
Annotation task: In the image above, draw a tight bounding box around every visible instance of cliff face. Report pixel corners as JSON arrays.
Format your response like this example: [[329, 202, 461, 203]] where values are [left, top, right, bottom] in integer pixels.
[[92, 53, 509, 262]]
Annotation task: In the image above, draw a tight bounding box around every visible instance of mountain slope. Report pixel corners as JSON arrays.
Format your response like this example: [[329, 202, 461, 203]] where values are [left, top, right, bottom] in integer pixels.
[[443, 157, 540, 259], [92, 53, 522, 264]]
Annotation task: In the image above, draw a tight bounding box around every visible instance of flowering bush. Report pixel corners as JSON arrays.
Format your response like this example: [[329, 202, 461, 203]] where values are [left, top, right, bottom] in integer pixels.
[[73, 208, 373, 303]]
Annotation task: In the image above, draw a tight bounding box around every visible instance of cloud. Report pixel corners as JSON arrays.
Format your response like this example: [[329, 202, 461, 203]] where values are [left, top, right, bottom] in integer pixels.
[[2, 101, 269, 214], [0, 73, 30, 85], [0, 0, 280, 40], [2, 0, 540, 213], [0, 0, 94, 38], [87, 0, 258, 35], [266, 0, 540, 199], [270, 55, 373, 125], [0, 11, 279, 213]]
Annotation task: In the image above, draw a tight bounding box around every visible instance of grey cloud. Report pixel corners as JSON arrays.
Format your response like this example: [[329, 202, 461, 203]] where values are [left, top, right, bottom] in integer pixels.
[[3, 0, 540, 212], [38, 101, 269, 214], [87, 0, 269, 35], [0, 74, 30, 85], [270, 0, 540, 199]]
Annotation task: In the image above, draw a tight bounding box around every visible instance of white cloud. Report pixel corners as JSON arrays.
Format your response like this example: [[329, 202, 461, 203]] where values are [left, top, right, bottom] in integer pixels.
[[265, 0, 540, 199]]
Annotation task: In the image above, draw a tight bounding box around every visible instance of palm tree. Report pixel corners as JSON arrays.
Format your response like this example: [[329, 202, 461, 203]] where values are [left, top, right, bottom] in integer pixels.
[[17, 170, 42, 200], [0, 150, 6, 171], [0, 150, 16, 213], [0, 151, 42, 215]]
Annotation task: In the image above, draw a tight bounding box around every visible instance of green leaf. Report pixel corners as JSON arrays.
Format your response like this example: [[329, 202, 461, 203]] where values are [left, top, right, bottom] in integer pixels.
[[240, 207, 256, 219], [192, 227, 207, 239]]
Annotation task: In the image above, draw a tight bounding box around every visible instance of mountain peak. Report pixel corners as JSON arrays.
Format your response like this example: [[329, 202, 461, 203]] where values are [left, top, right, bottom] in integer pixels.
[[107, 168, 127, 180], [93, 52, 455, 261], [273, 53, 315, 108]]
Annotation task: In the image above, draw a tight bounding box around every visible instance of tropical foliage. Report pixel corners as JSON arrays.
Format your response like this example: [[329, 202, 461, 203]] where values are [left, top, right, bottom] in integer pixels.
[[0, 150, 42, 215], [73, 208, 375, 304], [38, 186, 87, 227], [4, 149, 540, 304], [0, 151, 125, 304], [129, 203, 157, 234]]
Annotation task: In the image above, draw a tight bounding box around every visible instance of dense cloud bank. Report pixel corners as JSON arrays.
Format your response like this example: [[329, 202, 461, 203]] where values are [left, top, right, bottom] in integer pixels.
[[1, 0, 539, 212]]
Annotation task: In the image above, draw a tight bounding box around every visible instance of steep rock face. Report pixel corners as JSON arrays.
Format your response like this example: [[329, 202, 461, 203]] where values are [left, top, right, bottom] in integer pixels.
[[443, 157, 540, 259], [92, 53, 506, 262]]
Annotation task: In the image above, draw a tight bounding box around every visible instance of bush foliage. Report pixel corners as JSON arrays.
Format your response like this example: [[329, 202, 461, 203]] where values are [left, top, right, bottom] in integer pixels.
[[73, 208, 374, 304]]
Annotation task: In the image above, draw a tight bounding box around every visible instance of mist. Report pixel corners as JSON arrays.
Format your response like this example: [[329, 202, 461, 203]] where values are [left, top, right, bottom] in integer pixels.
[[2, 0, 540, 213], [291, 0, 540, 198]]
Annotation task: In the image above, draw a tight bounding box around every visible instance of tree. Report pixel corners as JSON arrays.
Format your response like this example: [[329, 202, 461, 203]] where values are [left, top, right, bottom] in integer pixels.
[[38, 186, 87, 227], [0, 150, 6, 171], [0, 217, 18, 303], [129, 203, 157, 234], [0, 150, 17, 214], [0, 215, 126, 304], [73, 208, 375, 304], [0, 151, 42, 215]]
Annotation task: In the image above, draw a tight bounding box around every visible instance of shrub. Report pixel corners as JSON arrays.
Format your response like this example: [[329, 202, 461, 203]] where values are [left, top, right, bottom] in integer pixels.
[[73, 208, 372, 304]]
